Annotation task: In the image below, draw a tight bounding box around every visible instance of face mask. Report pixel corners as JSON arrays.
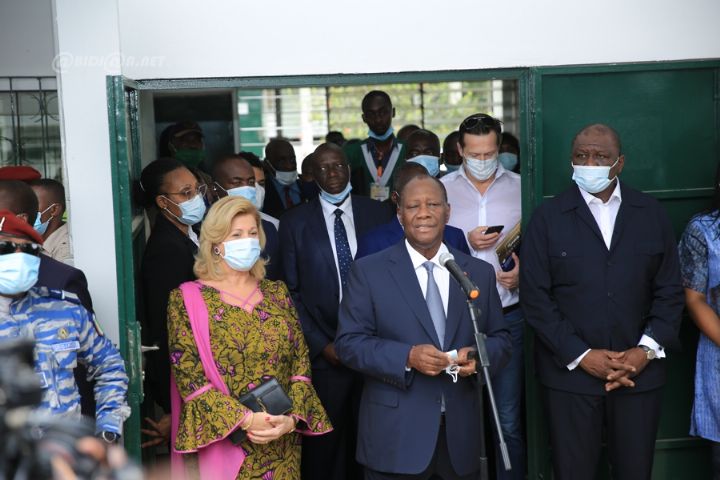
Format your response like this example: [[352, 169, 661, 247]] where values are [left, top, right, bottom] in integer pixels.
[[164, 193, 207, 226], [498, 152, 518, 171], [173, 149, 205, 170], [319, 180, 352, 205], [255, 184, 266, 209], [408, 155, 440, 177], [464, 156, 498, 181], [222, 237, 261, 271], [571, 158, 619, 194], [223, 184, 258, 207], [0, 252, 40, 295], [444, 164, 461, 174], [33, 204, 56, 236], [274, 169, 298, 186], [368, 126, 394, 141]]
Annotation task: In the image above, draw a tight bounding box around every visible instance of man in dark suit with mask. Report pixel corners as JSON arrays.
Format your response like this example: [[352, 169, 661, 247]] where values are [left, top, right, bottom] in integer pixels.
[[279, 143, 392, 480]]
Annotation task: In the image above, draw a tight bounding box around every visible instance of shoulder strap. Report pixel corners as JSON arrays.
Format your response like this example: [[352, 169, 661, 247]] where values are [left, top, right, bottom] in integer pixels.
[[179, 281, 230, 396]]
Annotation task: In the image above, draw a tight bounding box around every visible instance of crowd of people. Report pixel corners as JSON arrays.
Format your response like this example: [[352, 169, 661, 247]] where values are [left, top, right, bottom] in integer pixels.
[[0, 88, 717, 480]]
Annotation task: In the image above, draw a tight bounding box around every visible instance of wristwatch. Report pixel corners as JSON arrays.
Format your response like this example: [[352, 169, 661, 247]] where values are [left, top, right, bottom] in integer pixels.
[[100, 431, 120, 444], [639, 345, 656, 360]]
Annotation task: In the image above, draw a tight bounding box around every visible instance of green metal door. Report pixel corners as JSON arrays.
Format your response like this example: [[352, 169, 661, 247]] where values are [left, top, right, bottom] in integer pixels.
[[524, 61, 720, 479], [107, 75, 144, 460]]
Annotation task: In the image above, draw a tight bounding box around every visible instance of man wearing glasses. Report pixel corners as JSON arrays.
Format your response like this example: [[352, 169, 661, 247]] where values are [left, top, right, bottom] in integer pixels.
[[440, 113, 524, 480], [0, 209, 130, 443], [520, 124, 683, 479]]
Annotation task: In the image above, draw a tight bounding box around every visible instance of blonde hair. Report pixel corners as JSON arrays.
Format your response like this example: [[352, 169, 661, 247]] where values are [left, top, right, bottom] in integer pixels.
[[194, 196, 267, 281]]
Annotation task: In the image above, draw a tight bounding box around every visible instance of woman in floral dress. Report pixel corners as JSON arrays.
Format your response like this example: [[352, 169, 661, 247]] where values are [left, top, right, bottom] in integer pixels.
[[168, 196, 331, 479]]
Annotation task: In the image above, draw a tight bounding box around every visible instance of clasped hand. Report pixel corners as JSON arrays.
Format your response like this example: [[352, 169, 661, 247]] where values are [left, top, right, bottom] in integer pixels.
[[579, 348, 650, 392], [246, 413, 297, 444], [408, 345, 477, 377]]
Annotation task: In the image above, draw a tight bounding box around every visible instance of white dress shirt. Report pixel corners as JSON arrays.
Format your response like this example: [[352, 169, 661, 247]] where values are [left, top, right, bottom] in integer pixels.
[[441, 164, 521, 308], [405, 240, 450, 317], [567, 181, 665, 370], [319, 194, 357, 301]]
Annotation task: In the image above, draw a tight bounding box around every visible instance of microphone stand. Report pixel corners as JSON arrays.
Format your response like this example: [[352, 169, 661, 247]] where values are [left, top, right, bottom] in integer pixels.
[[466, 298, 511, 479]]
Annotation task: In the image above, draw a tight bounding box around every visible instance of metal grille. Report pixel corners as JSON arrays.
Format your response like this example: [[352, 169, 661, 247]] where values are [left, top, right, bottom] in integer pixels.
[[0, 77, 62, 180]]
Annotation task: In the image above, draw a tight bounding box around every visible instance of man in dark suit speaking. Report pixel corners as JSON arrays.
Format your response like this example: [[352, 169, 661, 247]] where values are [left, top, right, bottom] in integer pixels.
[[335, 173, 511, 480], [520, 124, 684, 479]]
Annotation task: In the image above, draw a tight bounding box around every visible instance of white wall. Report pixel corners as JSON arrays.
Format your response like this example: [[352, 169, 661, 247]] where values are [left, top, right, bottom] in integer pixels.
[[117, 0, 720, 80], [53, 0, 122, 342], [0, 0, 56, 77]]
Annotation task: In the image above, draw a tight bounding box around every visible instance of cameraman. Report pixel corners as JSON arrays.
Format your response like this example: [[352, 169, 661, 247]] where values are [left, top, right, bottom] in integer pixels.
[[0, 210, 130, 442]]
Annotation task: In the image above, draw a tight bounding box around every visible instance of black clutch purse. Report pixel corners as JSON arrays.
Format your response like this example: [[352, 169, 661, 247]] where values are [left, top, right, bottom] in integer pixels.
[[238, 377, 293, 415], [229, 377, 293, 445]]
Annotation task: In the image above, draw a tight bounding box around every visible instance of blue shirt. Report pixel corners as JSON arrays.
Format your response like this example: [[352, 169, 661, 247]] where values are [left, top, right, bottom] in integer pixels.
[[271, 178, 301, 208]]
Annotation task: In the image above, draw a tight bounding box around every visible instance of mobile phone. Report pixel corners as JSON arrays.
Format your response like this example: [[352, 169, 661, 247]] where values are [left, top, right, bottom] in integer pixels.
[[484, 225, 504, 235]]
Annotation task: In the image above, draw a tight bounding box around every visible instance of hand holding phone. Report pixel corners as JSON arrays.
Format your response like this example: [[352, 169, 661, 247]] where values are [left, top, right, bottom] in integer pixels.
[[483, 225, 504, 235]]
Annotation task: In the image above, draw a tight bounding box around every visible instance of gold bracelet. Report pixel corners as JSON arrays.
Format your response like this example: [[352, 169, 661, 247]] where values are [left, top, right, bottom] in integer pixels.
[[240, 413, 253, 431]]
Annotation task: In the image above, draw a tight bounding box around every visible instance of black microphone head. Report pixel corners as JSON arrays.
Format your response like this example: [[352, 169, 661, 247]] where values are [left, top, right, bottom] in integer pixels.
[[439, 252, 455, 267]]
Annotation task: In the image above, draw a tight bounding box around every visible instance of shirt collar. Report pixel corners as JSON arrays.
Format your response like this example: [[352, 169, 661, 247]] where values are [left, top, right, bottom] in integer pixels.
[[578, 180, 622, 206], [319, 193, 353, 220], [405, 239, 449, 271]]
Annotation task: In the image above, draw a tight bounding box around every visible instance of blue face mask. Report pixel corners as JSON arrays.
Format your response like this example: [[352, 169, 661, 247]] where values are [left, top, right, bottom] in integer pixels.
[[571, 158, 619, 194], [444, 164, 461, 174], [33, 204, 57, 236], [368, 126, 394, 141], [319, 181, 352, 205], [0, 252, 40, 295], [222, 237, 261, 271], [408, 155, 440, 177], [222, 184, 258, 208], [498, 152, 518, 171], [464, 156, 498, 181], [164, 193, 207, 226]]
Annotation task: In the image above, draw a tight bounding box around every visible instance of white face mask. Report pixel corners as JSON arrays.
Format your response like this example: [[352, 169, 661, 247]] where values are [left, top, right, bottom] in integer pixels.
[[255, 184, 266, 209], [274, 170, 298, 186], [464, 155, 498, 181]]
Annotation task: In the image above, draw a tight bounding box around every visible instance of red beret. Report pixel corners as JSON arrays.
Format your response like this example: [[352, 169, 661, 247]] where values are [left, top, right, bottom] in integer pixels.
[[0, 210, 43, 244], [0, 166, 42, 182]]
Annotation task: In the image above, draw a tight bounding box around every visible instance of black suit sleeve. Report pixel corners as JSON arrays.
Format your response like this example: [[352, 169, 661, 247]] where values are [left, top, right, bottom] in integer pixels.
[[520, 206, 590, 366], [475, 262, 512, 376]]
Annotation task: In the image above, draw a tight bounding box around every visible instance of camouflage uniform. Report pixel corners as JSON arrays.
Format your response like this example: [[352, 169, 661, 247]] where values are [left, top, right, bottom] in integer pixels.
[[0, 287, 130, 434]]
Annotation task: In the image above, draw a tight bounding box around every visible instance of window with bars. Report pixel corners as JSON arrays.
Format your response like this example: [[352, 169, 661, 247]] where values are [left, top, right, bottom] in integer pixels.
[[236, 80, 519, 162], [0, 77, 62, 180]]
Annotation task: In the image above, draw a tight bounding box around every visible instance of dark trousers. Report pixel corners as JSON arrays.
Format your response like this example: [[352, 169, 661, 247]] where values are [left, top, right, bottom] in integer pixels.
[[712, 442, 720, 480], [364, 422, 476, 480], [544, 386, 663, 480], [302, 364, 363, 480]]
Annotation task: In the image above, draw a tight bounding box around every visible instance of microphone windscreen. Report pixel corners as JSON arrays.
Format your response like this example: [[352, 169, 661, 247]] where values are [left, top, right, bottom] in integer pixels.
[[439, 252, 455, 266]]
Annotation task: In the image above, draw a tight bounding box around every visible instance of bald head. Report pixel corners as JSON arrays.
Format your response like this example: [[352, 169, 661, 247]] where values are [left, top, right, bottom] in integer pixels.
[[212, 155, 255, 192], [313, 142, 347, 163], [572, 124, 622, 154], [265, 138, 296, 171], [0, 180, 39, 222]]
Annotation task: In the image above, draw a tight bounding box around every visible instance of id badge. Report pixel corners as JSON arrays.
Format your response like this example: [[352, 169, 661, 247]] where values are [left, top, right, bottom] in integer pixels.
[[370, 182, 390, 202]]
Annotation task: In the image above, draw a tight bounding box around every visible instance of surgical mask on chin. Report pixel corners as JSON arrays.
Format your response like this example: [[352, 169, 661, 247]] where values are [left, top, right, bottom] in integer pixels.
[[319, 181, 352, 205], [255, 184, 266, 209], [274, 169, 298, 186], [164, 193, 206, 226], [368, 126, 394, 141], [464, 156, 498, 181], [498, 152, 518, 171], [444, 164, 461, 174], [222, 237, 261, 271], [0, 252, 40, 295], [571, 158, 619, 194], [408, 155, 440, 177], [224, 185, 258, 208]]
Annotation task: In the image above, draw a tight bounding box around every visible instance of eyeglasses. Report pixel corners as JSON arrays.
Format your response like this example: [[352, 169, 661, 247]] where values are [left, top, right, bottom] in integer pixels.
[[0, 240, 42, 256], [460, 114, 503, 131], [161, 183, 207, 201]]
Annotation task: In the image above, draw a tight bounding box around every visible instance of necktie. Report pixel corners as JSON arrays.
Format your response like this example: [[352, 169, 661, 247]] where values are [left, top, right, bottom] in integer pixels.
[[334, 209, 352, 287], [423, 261, 446, 348], [284, 186, 295, 208]]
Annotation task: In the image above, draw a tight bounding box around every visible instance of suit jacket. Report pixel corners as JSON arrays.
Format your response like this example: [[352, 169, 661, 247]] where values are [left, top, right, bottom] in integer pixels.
[[279, 195, 393, 365], [261, 219, 282, 281], [355, 216, 471, 259], [334, 242, 511, 475], [263, 178, 309, 219], [38, 254, 93, 312], [520, 183, 684, 395], [141, 214, 198, 411]]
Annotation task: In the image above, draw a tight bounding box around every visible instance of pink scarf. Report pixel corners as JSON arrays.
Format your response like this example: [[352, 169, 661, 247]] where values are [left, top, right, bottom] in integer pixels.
[[170, 281, 246, 480]]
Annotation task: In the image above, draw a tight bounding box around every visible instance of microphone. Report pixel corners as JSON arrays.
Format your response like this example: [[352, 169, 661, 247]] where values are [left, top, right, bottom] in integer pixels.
[[439, 252, 480, 300]]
